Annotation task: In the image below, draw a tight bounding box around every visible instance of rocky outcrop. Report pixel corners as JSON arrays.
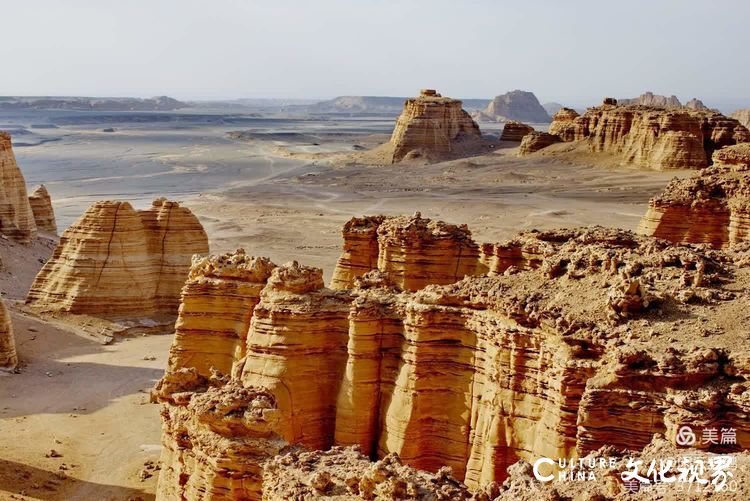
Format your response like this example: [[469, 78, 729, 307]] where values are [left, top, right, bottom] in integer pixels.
[[685, 97, 709, 110], [27, 185, 57, 235], [387, 89, 483, 162], [518, 131, 560, 155], [165, 250, 276, 378], [548, 100, 750, 169], [731, 108, 750, 129], [330, 213, 481, 291], [0, 132, 36, 243], [499, 121, 534, 142], [474, 90, 551, 123], [0, 298, 17, 370], [155, 217, 750, 499], [263, 447, 477, 500], [637, 143, 750, 247], [619, 91, 682, 108], [26, 199, 208, 318]]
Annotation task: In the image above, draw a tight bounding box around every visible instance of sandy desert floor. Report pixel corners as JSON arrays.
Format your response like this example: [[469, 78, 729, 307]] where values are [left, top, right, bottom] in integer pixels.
[[0, 111, 689, 499]]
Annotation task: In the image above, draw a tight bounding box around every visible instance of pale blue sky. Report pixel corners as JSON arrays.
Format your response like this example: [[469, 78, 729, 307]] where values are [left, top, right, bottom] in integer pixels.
[[1, 0, 748, 109]]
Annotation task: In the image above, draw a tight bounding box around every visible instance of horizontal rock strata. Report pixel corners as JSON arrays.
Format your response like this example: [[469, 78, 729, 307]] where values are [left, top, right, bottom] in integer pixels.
[[27, 185, 57, 235], [548, 99, 750, 169], [518, 131, 561, 155], [388, 89, 482, 162], [26, 199, 208, 318], [499, 121, 534, 142], [0, 298, 17, 370], [638, 143, 750, 247], [330, 213, 481, 291], [0, 132, 37, 243], [155, 217, 750, 499]]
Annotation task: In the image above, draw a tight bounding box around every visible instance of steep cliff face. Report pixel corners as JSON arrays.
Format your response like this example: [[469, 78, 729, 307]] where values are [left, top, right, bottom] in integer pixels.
[[388, 89, 482, 162], [475, 90, 551, 123], [26, 199, 208, 318], [548, 100, 750, 170], [499, 121, 534, 142], [330, 213, 481, 292], [637, 143, 750, 248], [0, 132, 37, 243], [27, 185, 57, 235], [165, 250, 276, 378], [618, 91, 683, 108], [732, 108, 750, 129], [0, 298, 17, 370], [155, 218, 750, 499]]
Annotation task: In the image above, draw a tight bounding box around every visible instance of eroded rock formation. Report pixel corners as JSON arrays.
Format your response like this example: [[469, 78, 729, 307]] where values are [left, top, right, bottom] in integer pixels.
[[0, 298, 17, 370], [385, 89, 483, 163], [0, 132, 36, 243], [330, 213, 481, 291], [618, 91, 682, 108], [26, 199, 208, 318], [499, 121, 534, 142], [155, 216, 750, 499], [28, 185, 57, 235], [732, 108, 750, 129], [548, 100, 750, 169], [518, 131, 560, 155], [474, 90, 551, 123], [637, 143, 750, 247]]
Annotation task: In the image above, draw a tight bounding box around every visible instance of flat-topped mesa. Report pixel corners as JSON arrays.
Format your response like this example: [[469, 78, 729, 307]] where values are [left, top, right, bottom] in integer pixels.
[[499, 120, 534, 142], [547, 99, 750, 169], [26, 199, 208, 318], [27, 185, 57, 235], [388, 89, 482, 162], [0, 298, 18, 370], [618, 91, 683, 108], [164, 250, 276, 378], [330, 213, 482, 291], [155, 218, 750, 499], [0, 132, 37, 243], [637, 143, 750, 248], [518, 131, 561, 155], [474, 90, 551, 123]]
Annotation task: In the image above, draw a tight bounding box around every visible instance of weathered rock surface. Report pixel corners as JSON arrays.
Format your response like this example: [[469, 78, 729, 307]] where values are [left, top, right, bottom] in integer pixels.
[[166, 250, 276, 378], [330, 213, 481, 291], [685, 97, 709, 110], [0, 132, 37, 243], [497, 435, 750, 500], [27, 185, 57, 235], [155, 217, 750, 499], [619, 91, 683, 108], [731, 108, 750, 129], [263, 447, 477, 500], [474, 90, 551, 123], [0, 298, 17, 370], [26, 199, 208, 318], [387, 89, 483, 163], [518, 131, 561, 155], [637, 143, 750, 247], [548, 100, 750, 169], [499, 121, 534, 142]]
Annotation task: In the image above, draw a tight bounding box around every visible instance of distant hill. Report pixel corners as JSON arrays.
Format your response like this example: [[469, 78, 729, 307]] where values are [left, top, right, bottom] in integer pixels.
[[0, 96, 187, 111], [287, 95, 490, 116], [542, 102, 564, 116], [474, 90, 551, 123]]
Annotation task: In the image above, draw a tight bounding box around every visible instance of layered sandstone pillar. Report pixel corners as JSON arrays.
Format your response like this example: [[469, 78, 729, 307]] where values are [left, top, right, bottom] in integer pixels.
[[0, 132, 37, 243], [28, 185, 57, 235], [0, 298, 18, 370]]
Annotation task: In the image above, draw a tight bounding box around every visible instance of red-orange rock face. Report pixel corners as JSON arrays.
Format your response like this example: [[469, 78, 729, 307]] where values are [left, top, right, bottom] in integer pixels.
[[0, 132, 37, 243], [499, 120, 534, 142], [389, 89, 482, 162], [637, 143, 750, 248], [548, 102, 750, 170], [154, 219, 750, 500], [518, 131, 561, 155]]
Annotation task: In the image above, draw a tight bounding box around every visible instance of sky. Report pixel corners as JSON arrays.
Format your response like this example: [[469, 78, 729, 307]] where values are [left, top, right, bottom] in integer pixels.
[[2, 0, 749, 109]]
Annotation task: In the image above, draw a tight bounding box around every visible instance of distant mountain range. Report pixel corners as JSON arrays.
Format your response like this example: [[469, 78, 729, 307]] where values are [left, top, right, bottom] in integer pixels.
[[284, 95, 491, 116], [0, 96, 187, 111]]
